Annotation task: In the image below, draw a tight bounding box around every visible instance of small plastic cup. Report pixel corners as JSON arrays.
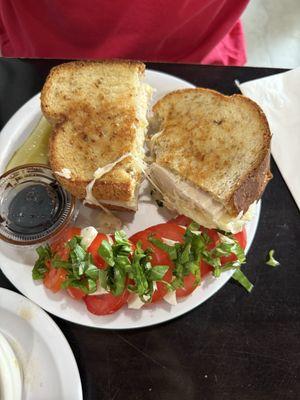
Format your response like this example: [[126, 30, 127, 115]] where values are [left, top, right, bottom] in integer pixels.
[[0, 164, 78, 246]]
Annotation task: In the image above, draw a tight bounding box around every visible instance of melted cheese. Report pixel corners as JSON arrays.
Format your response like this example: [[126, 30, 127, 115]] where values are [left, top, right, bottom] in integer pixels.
[[149, 163, 256, 234], [84, 152, 131, 208], [55, 168, 72, 179]]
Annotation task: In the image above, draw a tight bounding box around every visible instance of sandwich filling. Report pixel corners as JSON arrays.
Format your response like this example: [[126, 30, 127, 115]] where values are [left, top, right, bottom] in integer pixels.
[[148, 163, 256, 234]]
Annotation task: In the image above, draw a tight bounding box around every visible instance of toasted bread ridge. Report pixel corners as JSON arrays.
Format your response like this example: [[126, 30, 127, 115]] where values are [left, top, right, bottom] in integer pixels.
[[41, 60, 150, 209], [150, 88, 271, 216]]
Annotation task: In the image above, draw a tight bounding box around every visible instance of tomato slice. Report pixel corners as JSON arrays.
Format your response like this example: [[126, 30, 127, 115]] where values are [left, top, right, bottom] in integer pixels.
[[130, 223, 186, 264], [170, 215, 192, 227], [221, 227, 247, 264], [234, 228, 247, 250], [176, 273, 197, 297], [44, 268, 68, 293], [44, 227, 81, 293], [51, 227, 81, 260], [67, 287, 86, 300], [149, 266, 172, 303], [87, 233, 109, 269], [130, 229, 170, 265], [146, 223, 186, 243], [84, 290, 129, 315], [131, 223, 186, 303], [175, 261, 213, 298]]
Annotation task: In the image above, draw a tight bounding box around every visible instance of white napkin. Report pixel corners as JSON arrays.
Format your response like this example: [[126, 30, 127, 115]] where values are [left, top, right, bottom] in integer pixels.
[[237, 68, 300, 210]]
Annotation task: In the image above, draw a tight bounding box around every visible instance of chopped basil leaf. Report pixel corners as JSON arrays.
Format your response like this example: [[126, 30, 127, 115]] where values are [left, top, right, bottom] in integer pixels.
[[32, 221, 252, 302], [232, 269, 253, 293], [266, 249, 280, 267], [100, 231, 133, 296], [98, 240, 114, 266], [148, 265, 169, 281], [98, 269, 108, 290], [32, 244, 52, 280], [148, 235, 177, 260], [85, 263, 100, 280]]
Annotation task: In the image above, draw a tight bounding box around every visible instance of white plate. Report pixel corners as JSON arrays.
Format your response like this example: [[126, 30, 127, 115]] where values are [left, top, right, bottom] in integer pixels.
[[0, 288, 83, 399], [0, 70, 261, 329]]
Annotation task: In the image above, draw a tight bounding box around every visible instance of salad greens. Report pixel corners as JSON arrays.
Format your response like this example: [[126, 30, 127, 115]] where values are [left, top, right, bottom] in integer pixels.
[[33, 236, 100, 294], [32, 244, 52, 280], [32, 223, 252, 302], [266, 249, 280, 267], [149, 222, 251, 292]]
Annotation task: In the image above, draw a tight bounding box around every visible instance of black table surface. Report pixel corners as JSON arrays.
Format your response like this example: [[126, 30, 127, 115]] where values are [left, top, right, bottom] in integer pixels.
[[0, 59, 299, 400]]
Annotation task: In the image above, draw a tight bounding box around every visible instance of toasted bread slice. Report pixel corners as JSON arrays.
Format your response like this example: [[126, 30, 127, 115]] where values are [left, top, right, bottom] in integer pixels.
[[41, 60, 152, 211], [148, 88, 272, 232]]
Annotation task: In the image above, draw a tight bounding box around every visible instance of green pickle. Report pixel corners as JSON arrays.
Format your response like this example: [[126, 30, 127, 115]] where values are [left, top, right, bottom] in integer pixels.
[[5, 116, 52, 171]]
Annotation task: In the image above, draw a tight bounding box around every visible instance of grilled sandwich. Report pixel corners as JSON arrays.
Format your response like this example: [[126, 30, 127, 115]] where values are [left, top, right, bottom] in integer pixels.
[[41, 60, 152, 211], [148, 88, 272, 233]]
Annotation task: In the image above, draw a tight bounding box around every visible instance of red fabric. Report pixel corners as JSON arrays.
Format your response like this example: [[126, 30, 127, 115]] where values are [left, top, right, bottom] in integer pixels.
[[0, 0, 249, 65]]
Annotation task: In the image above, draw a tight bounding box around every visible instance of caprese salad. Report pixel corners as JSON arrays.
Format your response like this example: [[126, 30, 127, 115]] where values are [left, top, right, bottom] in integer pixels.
[[32, 216, 252, 316]]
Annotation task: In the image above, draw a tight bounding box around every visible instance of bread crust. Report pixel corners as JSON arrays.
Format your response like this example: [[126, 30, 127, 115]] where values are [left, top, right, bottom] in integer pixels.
[[41, 60, 147, 209], [230, 150, 272, 214], [152, 88, 272, 216]]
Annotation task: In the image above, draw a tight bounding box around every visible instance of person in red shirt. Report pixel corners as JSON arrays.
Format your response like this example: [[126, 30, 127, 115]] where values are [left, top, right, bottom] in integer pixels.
[[0, 0, 249, 65]]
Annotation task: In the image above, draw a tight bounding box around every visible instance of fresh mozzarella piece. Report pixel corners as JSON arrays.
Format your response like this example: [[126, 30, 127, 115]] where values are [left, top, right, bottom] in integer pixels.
[[55, 167, 72, 179], [163, 290, 177, 306], [190, 230, 202, 236], [88, 281, 109, 296], [152, 281, 158, 292], [80, 226, 98, 248], [0, 332, 22, 400], [161, 237, 180, 246], [149, 163, 256, 234], [127, 294, 145, 310]]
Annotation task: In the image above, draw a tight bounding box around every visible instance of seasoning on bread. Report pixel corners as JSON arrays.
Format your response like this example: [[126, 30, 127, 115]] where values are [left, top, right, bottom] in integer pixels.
[[148, 88, 272, 233], [41, 60, 152, 211]]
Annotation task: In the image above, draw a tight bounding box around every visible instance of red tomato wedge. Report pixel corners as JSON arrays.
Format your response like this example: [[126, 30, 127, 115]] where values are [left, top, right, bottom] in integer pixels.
[[170, 215, 193, 227], [51, 227, 81, 260], [130, 229, 170, 266], [43, 268, 68, 293], [146, 223, 186, 244], [84, 290, 130, 315], [130, 223, 186, 302], [44, 227, 81, 293], [221, 227, 247, 264], [67, 287, 86, 300], [176, 261, 213, 298], [87, 233, 109, 269]]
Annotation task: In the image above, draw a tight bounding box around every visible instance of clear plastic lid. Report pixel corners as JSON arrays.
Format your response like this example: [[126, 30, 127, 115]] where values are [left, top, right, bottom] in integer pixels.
[[0, 164, 77, 246]]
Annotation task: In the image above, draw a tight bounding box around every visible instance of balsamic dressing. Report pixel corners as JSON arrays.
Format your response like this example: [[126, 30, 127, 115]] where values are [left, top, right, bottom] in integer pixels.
[[7, 183, 62, 235]]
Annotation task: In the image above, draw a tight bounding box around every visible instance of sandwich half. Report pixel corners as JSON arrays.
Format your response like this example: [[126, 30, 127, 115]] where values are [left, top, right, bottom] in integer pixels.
[[148, 88, 272, 233], [41, 60, 152, 211]]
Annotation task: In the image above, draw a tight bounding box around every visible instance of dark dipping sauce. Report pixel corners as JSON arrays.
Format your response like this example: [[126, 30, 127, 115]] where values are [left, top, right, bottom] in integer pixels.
[[7, 183, 63, 234]]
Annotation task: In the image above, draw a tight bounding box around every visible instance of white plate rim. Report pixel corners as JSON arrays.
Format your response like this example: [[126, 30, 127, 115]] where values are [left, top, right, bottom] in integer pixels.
[[0, 69, 261, 330], [0, 287, 83, 399]]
